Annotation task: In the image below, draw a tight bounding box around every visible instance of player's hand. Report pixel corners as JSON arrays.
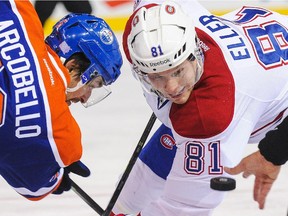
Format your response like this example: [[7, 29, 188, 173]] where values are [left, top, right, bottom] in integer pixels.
[[224, 150, 280, 209], [52, 160, 90, 195]]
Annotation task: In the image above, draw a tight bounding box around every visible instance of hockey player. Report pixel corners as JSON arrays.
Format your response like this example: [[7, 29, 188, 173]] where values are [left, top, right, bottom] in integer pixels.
[[111, 0, 288, 215], [0, 0, 122, 200]]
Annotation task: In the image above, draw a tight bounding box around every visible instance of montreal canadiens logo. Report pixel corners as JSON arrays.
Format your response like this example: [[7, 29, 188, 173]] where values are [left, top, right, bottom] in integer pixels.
[[165, 5, 176, 14], [160, 134, 176, 150], [100, 28, 114, 45]]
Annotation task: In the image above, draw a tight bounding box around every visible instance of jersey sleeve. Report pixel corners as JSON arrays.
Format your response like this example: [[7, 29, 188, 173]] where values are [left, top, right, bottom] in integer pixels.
[[258, 116, 288, 165]]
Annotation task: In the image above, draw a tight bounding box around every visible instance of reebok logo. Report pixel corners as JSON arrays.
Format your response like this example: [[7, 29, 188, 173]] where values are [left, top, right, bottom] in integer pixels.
[[150, 58, 171, 67]]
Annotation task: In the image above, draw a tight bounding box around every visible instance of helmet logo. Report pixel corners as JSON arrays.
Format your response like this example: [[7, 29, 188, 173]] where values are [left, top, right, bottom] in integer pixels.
[[100, 28, 114, 45], [59, 41, 72, 55], [133, 15, 139, 27], [165, 5, 176, 14]]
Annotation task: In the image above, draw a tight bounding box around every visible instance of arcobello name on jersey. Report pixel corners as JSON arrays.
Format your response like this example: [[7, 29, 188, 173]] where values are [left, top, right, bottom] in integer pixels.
[[199, 15, 250, 61], [0, 20, 41, 138]]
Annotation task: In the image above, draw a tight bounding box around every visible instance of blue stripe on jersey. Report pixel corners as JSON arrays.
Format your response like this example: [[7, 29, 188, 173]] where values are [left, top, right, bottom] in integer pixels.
[[139, 124, 176, 180]]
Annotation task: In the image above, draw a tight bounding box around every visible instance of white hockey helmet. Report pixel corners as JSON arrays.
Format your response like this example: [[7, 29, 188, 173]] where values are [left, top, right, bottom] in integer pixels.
[[127, 0, 199, 73]]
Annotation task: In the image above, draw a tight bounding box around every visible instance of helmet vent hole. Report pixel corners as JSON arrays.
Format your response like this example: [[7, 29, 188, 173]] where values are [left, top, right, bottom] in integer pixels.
[[137, 61, 148, 68], [67, 23, 79, 29], [174, 42, 187, 60], [182, 43, 186, 52]]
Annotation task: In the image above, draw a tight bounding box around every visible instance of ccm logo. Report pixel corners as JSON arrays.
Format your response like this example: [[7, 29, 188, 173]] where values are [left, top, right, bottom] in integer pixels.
[[160, 134, 176, 150]]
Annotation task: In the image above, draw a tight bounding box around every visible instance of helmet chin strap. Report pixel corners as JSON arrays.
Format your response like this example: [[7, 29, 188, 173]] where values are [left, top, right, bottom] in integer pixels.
[[195, 58, 204, 84], [194, 41, 205, 84], [66, 81, 85, 93]]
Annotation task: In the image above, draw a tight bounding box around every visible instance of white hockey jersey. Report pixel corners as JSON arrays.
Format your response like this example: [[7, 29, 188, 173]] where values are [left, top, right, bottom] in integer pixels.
[[122, 0, 288, 215]]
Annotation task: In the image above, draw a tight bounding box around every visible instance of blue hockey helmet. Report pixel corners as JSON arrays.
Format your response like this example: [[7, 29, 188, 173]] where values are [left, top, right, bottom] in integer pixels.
[[45, 13, 122, 85]]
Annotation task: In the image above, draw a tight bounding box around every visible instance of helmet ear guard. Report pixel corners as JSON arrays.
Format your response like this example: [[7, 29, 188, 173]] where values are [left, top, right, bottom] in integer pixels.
[[45, 13, 122, 85], [77, 40, 121, 85], [127, 0, 200, 74]]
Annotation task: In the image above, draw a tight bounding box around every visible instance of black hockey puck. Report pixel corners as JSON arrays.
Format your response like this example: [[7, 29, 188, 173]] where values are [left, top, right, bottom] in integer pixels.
[[210, 177, 236, 191]]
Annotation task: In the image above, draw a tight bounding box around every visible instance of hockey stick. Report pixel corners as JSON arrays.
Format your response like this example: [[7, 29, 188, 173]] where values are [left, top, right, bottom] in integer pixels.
[[71, 179, 105, 214], [71, 112, 157, 216]]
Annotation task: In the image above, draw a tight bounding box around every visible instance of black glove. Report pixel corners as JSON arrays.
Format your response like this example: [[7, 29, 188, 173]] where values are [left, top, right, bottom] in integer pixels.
[[52, 160, 90, 195]]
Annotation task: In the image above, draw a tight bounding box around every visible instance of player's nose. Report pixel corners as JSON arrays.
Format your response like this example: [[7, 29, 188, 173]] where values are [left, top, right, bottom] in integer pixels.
[[164, 78, 179, 94]]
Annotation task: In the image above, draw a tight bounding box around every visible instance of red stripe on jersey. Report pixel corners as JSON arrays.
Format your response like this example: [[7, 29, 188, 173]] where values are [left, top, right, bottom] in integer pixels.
[[170, 29, 235, 139], [251, 108, 287, 136]]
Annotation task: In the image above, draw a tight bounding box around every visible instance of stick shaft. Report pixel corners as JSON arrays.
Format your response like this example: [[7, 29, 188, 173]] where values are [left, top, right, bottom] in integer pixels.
[[71, 179, 104, 215], [71, 113, 157, 216], [103, 112, 157, 216]]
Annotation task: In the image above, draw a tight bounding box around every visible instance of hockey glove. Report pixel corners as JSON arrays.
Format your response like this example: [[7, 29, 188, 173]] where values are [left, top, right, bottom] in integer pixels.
[[52, 160, 90, 195]]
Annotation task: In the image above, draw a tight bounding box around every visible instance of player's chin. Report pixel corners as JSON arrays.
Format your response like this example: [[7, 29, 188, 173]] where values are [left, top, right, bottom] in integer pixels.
[[66, 98, 81, 106], [66, 100, 72, 106], [170, 92, 190, 104]]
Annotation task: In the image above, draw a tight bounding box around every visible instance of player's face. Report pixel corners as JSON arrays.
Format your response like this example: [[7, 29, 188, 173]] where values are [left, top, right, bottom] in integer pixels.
[[65, 59, 104, 106], [147, 60, 197, 104]]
